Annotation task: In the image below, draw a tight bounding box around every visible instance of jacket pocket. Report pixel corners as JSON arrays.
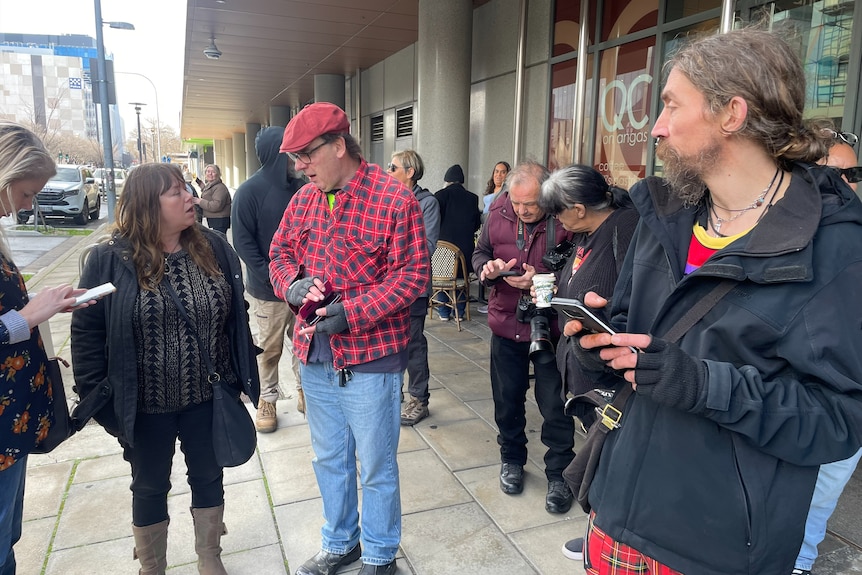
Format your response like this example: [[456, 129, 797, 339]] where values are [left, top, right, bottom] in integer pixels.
[[331, 237, 386, 286]]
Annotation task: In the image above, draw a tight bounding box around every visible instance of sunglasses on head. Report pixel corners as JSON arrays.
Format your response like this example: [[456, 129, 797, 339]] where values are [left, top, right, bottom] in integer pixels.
[[824, 129, 858, 148]]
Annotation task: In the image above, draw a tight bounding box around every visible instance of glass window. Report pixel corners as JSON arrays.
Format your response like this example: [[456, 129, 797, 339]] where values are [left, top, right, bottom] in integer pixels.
[[601, 1, 658, 42], [665, 0, 722, 23], [549, 59, 578, 171], [553, 0, 581, 57], [592, 38, 655, 189]]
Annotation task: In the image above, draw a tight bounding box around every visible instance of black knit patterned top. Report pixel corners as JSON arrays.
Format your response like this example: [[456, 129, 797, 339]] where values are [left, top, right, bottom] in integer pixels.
[[133, 250, 234, 414]]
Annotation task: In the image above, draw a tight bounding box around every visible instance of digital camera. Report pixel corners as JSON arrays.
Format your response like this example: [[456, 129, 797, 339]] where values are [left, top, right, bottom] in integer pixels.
[[541, 239, 575, 271]]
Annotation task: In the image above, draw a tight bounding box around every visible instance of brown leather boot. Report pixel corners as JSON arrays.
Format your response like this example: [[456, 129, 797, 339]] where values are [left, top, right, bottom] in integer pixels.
[[132, 519, 169, 575], [191, 505, 228, 575]]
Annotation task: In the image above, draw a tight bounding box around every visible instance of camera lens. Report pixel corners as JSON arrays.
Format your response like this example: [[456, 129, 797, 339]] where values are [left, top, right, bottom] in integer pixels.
[[528, 314, 555, 364]]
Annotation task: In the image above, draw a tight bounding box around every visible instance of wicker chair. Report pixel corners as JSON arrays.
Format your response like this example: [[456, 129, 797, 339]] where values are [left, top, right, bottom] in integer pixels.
[[428, 240, 472, 330]]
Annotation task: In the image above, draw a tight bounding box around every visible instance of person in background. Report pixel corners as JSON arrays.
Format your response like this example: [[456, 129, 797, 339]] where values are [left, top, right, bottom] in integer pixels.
[[388, 150, 440, 427], [478, 161, 511, 314], [72, 163, 260, 575], [193, 164, 232, 235], [434, 164, 481, 321], [232, 126, 307, 432], [473, 160, 576, 515], [566, 28, 862, 575], [483, 161, 511, 216], [270, 103, 428, 575], [536, 164, 639, 560], [791, 124, 860, 575], [0, 122, 85, 575]]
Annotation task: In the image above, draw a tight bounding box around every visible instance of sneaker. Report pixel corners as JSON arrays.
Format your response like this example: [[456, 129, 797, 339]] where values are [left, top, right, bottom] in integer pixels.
[[255, 400, 277, 433], [790, 570, 811, 575], [400, 397, 429, 426], [438, 315, 451, 321], [477, 304, 488, 314], [500, 462, 524, 494], [562, 537, 584, 561]]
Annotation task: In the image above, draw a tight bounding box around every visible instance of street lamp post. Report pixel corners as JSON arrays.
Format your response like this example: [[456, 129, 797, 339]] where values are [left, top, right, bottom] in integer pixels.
[[93, 0, 134, 223], [130, 102, 146, 164], [116, 71, 161, 161], [150, 127, 156, 162]]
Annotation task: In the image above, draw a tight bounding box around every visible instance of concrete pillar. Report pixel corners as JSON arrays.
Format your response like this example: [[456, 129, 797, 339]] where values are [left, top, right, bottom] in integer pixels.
[[416, 0, 472, 191], [222, 139, 234, 189], [270, 105, 291, 127], [232, 132, 247, 188], [245, 123, 262, 176], [314, 74, 346, 108]]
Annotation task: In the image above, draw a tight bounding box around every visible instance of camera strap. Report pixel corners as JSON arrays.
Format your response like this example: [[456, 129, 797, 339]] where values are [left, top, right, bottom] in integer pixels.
[[516, 215, 557, 252]]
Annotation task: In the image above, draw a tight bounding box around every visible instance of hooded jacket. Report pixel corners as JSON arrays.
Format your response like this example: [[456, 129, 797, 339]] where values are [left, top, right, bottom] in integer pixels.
[[588, 163, 862, 575], [436, 182, 481, 274], [231, 126, 305, 301]]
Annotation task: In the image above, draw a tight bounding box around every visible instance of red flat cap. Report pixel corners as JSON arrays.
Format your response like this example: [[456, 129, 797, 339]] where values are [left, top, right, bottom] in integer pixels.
[[280, 102, 350, 153]]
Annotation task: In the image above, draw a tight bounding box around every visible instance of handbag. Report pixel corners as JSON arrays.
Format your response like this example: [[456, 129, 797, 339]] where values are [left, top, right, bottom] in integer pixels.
[[32, 357, 75, 454], [162, 277, 257, 468], [563, 280, 737, 513]]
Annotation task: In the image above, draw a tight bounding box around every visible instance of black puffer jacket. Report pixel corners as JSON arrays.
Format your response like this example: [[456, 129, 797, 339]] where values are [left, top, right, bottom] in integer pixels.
[[71, 228, 260, 447], [589, 163, 862, 575], [231, 126, 304, 301]]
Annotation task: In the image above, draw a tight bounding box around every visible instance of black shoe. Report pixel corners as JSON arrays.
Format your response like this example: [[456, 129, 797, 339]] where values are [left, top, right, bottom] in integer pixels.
[[295, 544, 361, 575], [357, 559, 397, 575], [545, 480, 573, 514], [499, 463, 524, 494]]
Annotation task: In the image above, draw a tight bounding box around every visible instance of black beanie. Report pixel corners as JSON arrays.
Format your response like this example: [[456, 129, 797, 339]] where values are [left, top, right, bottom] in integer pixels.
[[444, 164, 465, 184]]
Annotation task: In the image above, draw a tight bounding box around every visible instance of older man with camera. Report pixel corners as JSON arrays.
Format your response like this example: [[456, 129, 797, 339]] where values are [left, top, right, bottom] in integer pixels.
[[473, 160, 576, 514]]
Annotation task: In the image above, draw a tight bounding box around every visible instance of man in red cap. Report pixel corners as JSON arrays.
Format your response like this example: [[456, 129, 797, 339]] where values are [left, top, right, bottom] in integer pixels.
[[269, 102, 428, 575]]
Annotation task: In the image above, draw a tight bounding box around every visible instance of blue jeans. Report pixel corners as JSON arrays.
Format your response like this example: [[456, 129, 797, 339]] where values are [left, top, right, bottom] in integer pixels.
[[301, 362, 402, 565], [0, 456, 27, 575], [795, 447, 862, 570], [435, 292, 466, 319]]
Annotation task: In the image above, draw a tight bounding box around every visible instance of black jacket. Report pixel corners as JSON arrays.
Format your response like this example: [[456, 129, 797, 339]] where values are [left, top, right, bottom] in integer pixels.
[[70, 228, 260, 447], [588, 164, 862, 575], [231, 126, 304, 301], [436, 183, 481, 274]]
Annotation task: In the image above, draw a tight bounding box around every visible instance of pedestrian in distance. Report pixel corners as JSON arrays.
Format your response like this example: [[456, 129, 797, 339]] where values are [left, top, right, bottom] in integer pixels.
[[232, 126, 307, 432], [0, 122, 89, 575], [388, 149, 440, 426], [269, 103, 428, 575], [71, 163, 261, 575], [565, 27, 862, 575], [193, 164, 232, 236]]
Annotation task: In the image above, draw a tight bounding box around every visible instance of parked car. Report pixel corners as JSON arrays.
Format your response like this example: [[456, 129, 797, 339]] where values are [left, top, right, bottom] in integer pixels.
[[17, 165, 101, 225], [93, 168, 128, 198]]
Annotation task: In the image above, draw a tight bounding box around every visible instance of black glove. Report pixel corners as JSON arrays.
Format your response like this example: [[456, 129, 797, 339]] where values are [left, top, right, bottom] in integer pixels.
[[286, 277, 318, 307], [569, 336, 619, 382], [634, 338, 707, 412], [313, 302, 349, 335]]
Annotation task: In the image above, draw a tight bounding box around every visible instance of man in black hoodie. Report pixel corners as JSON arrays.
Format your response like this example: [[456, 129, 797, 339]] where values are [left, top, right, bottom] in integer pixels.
[[232, 126, 306, 432]]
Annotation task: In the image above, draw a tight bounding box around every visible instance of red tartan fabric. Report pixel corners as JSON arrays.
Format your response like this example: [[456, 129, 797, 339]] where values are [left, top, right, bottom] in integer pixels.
[[269, 160, 429, 369], [585, 512, 685, 575]]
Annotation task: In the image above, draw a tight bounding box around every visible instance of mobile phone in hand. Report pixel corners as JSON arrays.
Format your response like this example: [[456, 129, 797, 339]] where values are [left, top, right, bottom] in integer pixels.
[[73, 282, 116, 307], [551, 297, 639, 352]]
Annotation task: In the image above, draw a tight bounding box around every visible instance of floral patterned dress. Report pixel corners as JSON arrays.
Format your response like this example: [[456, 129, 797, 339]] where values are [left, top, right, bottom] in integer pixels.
[[0, 253, 53, 471]]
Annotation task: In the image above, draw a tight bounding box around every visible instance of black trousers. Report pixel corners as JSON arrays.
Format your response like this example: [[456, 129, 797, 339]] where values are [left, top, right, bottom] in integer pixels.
[[490, 334, 575, 481], [406, 299, 431, 403], [207, 216, 230, 235], [123, 401, 224, 526]]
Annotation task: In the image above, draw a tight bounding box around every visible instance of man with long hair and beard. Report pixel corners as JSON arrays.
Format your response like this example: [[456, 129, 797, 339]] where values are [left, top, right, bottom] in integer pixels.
[[561, 27, 862, 575]]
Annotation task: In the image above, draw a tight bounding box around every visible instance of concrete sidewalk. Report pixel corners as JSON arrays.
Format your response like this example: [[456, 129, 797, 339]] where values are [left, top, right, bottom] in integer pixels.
[[15, 227, 862, 575]]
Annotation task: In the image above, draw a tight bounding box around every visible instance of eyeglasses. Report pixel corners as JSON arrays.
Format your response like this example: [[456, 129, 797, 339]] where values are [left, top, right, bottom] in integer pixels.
[[838, 166, 862, 184], [824, 129, 859, 148], [287, 141, 329, 164], [387, 163, 403, 173]]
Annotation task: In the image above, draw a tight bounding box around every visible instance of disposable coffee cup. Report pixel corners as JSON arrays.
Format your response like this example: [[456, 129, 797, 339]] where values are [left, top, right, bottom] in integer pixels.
[[532, 273, 556, 308]]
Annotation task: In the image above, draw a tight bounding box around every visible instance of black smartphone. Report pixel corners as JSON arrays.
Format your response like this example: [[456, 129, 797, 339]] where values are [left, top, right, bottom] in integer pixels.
[[497, 270, 523, 277], [550, 297, 617, 335]]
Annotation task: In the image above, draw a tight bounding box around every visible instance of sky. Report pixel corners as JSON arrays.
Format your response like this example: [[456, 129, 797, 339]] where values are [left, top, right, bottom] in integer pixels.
[[0, 0, 186, 136]]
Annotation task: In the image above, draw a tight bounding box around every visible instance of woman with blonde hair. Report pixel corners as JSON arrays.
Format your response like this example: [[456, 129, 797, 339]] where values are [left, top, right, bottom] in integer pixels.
[[72, 163, 259, 574], [0, 122, 86, 574], [193, 164, 232, 235]]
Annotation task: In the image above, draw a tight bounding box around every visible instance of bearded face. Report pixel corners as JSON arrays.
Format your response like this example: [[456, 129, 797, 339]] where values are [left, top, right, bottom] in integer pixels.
[[656, 137, 722, 206]]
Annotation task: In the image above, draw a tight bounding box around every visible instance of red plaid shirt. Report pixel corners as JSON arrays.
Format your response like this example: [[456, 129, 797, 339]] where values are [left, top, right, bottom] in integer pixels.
[[269, 160, 429, 369]]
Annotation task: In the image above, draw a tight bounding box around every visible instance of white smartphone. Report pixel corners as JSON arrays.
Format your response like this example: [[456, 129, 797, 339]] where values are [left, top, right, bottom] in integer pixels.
[[73, 282, 116, 307]]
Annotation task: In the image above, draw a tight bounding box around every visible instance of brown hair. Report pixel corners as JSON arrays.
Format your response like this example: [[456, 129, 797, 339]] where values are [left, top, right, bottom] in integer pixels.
[[114, 163, 220, 290], [666, 26, 830, 168]]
